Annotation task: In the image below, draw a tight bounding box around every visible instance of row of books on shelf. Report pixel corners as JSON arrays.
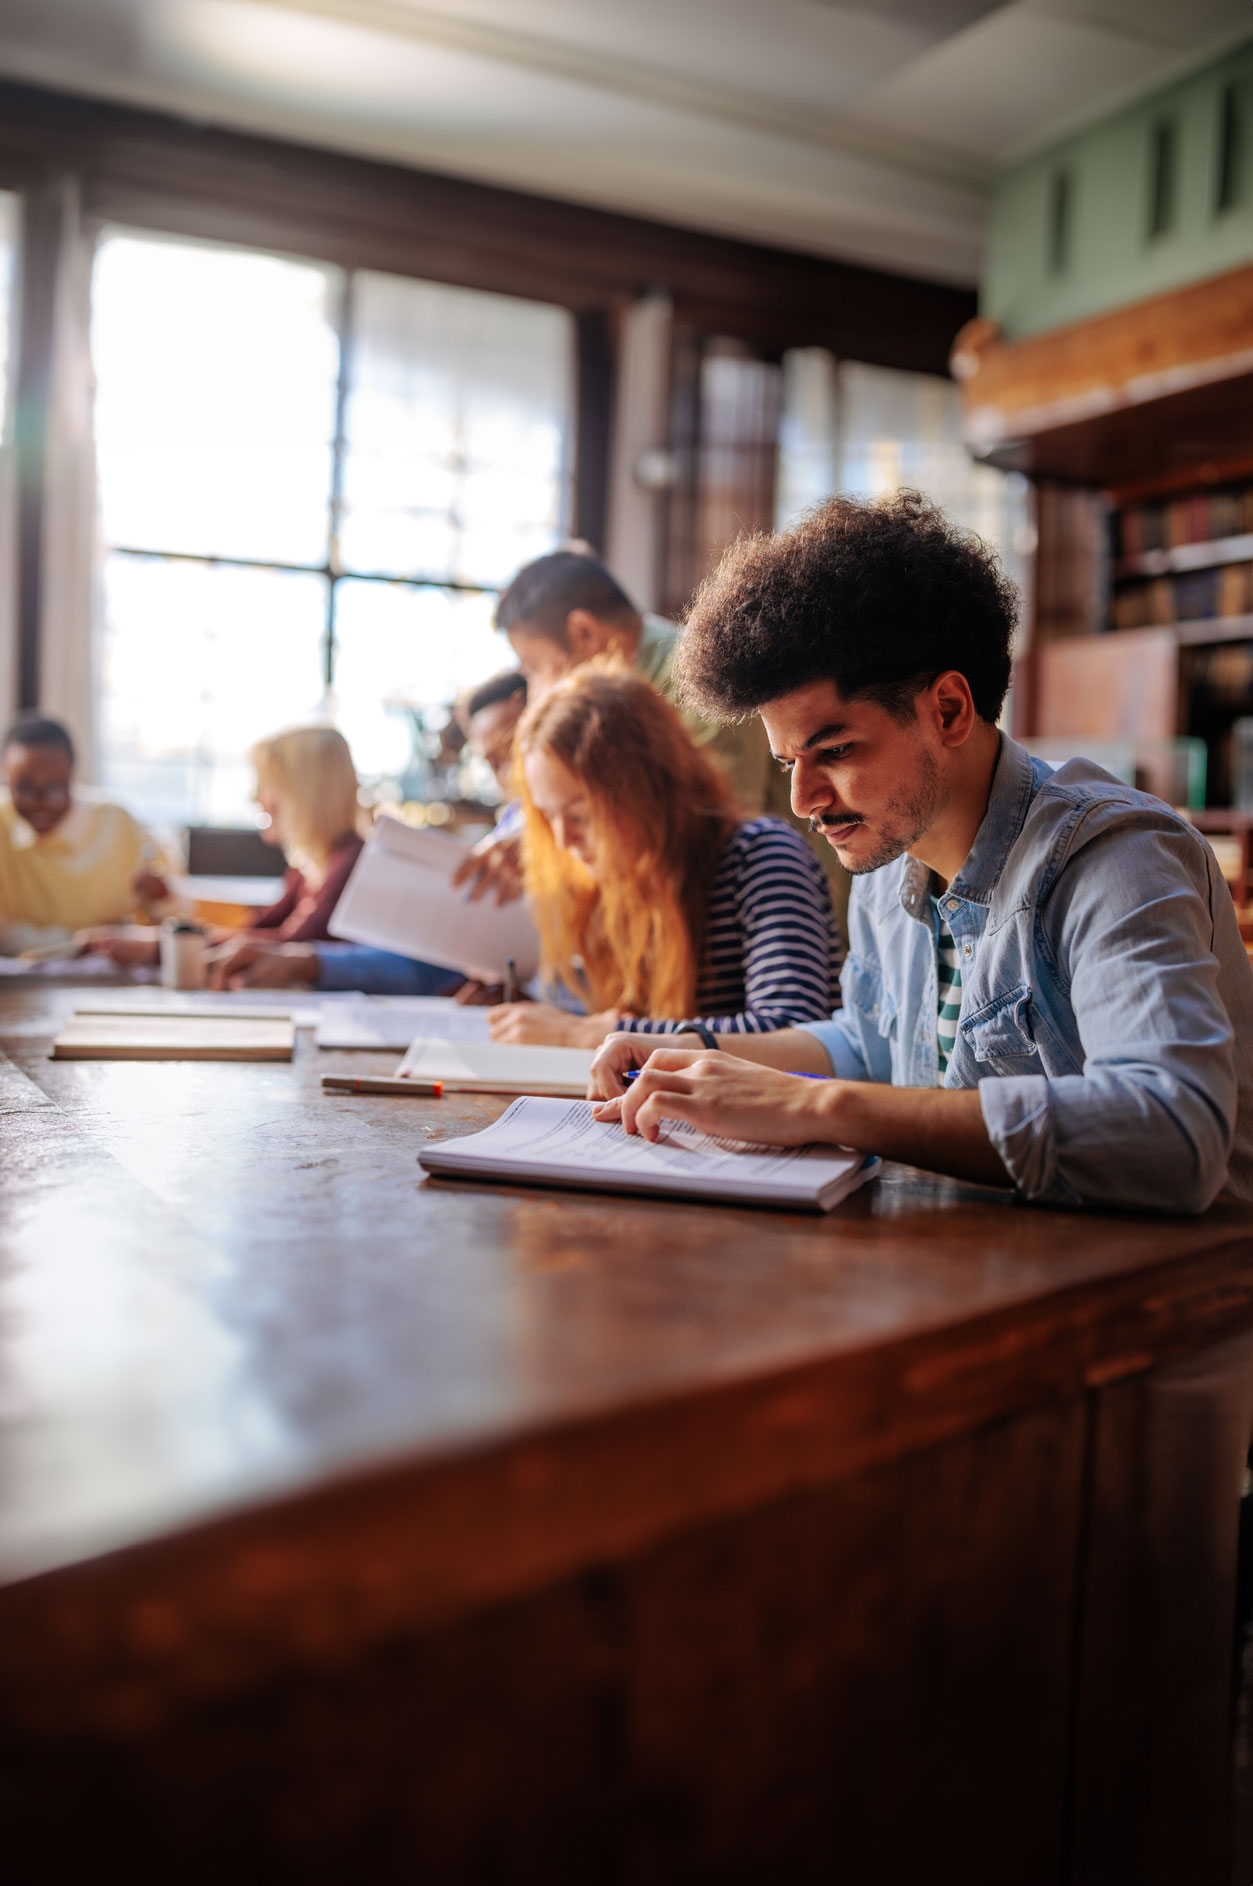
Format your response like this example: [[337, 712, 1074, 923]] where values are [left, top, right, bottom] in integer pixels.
[[1190, 643, 1253, 709], [1117, 486, 1253, 558], [1111, 561, 1253, 630]]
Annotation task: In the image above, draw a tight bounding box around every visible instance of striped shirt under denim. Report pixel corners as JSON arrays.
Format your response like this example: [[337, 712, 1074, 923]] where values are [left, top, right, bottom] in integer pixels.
[[619, 816, 843, 1035], [931, 890, 964, 1081]]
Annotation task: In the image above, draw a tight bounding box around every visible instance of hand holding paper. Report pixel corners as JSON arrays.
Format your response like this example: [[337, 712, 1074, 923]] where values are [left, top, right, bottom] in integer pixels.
[[330, 817, 539, 983]]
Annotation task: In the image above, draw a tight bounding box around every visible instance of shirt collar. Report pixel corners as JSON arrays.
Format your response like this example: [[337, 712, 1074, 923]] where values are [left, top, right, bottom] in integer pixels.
[[899, 733, 1038, 917], [10, 796, 92, 852]]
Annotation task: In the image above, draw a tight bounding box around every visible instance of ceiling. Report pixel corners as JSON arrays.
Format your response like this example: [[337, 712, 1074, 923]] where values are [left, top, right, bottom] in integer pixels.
[[0, 0, 1243, 285]]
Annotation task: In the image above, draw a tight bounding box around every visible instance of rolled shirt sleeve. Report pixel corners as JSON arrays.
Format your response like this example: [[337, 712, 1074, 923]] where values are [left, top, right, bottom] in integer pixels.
[[980, 818, 1237, 1214]]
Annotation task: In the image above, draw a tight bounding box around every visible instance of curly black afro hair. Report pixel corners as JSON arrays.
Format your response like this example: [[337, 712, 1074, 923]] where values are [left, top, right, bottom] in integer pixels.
[[677, 489, 1019, 726]]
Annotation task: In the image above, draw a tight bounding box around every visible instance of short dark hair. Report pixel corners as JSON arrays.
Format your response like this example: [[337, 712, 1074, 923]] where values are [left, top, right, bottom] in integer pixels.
[[495, 550, 637, 645], [465, 669, 527, 720], [4, 714, 75, 764], [677, 490, 1019, 726]]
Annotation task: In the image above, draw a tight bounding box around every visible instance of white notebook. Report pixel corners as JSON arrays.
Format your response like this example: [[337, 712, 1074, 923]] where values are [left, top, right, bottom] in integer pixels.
[[397, 1039, 593, 1097], [328, 816, 539, 984], [316, 995, 492, 1051], [418, 1095, 879, 1211]]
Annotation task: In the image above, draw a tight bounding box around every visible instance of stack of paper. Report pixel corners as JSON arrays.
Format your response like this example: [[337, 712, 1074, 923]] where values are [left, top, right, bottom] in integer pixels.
[[51, 1010, 295, 1061]]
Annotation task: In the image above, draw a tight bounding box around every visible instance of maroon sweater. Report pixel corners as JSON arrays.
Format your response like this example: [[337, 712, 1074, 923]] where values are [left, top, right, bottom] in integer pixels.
[[249, 831, 364, 943]]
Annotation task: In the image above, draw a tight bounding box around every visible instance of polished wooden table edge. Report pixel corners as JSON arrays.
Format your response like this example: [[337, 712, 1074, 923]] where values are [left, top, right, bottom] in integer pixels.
[[2, 1227, 1251, 1737]]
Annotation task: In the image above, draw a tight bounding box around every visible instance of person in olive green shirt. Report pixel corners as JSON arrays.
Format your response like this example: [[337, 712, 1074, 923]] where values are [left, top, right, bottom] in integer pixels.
[[495, 550, 774, 812], [452, 549, 776, 906], [454, 548, 846, 920]]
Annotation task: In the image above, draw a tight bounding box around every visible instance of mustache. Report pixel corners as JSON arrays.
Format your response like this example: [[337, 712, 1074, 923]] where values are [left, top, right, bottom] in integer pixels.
[[810, 813, 865, 834]]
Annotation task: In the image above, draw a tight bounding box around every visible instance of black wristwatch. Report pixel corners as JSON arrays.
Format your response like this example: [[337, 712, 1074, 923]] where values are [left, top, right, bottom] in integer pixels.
[[675, 1022, 720, 1050]]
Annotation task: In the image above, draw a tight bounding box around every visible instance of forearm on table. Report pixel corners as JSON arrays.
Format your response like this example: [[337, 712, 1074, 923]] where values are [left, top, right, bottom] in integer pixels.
[[717, 1027, 835, 1073], [817, 1081, 1012, 1188]]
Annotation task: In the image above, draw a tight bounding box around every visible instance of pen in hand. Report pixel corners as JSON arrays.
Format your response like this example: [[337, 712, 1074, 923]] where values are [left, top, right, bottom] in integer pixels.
[[503, 957, 518, 1005]]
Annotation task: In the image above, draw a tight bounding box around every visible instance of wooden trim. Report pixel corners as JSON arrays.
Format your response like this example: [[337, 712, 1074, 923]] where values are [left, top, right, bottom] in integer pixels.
[[955, 264, 1253, 451], [0, 79, 973, 371]]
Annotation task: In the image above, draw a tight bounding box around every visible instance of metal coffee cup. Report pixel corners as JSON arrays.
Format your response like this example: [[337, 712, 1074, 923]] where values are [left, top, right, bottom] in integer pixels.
[[159, 920, 207, 990]]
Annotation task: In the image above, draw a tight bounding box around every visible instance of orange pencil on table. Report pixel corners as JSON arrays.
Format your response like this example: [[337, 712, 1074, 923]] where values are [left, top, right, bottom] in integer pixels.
[[321, 1075, 444, 1097]]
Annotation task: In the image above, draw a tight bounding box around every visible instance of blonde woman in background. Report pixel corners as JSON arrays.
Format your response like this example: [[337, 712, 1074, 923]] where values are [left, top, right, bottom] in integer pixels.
[[83, 726, 365, 966]]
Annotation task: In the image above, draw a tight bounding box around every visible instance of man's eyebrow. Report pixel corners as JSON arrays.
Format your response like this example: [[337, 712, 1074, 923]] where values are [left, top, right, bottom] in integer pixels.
[[769, 722, 849, 763], [800, 722, 848, 751]]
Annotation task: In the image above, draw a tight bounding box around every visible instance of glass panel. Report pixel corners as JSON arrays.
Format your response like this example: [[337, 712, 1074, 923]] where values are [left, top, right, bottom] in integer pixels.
[[0, 191, 15, 447], [341, 272, 573, 588], [777, 353, 1031, 607], [330, 580, 506, 795], [97, 553, 329, 829], [92, 230, 342, 565]]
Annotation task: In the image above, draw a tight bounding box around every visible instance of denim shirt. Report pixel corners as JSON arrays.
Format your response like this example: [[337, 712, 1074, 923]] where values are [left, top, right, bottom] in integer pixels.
[[801, 733, 1253, 1213]]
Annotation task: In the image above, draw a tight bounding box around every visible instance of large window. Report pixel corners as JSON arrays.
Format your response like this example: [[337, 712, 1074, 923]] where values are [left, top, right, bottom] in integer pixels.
[[92, 230, 574, 825]]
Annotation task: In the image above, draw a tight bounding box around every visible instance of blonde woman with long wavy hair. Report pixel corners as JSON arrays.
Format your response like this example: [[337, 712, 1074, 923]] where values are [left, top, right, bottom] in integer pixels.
[[486, 664, 843, 1049], [83, 725, 366, 971]]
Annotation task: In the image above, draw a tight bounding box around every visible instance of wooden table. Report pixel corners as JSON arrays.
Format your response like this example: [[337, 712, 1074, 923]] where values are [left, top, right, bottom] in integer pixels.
[[2, 980, 1252, 1885]]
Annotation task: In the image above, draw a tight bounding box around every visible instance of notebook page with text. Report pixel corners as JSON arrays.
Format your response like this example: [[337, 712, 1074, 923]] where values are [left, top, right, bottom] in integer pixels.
[[419, 1097, 877, 1210]]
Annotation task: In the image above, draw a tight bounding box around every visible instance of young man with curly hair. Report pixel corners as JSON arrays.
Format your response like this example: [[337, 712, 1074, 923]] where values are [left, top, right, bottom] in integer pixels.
[[589, 491, 1253, 1214]]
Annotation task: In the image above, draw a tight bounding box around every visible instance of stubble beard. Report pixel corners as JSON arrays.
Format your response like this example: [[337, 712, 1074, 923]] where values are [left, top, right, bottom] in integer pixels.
[[814, 747, 942, 877]]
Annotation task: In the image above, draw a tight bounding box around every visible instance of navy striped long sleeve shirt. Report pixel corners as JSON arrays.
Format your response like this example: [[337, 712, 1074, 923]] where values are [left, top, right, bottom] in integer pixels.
[[619, 817, 843, 1035]]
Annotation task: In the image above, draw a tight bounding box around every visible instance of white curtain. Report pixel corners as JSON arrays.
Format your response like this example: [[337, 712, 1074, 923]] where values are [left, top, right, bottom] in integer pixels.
[[606, 292, 673, 612], [37, 179, 101, 779], [0, 191, 18, 734]]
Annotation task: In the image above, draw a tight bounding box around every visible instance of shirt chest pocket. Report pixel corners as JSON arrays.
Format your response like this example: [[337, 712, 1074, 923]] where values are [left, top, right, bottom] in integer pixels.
[[959, 984, 1041, 1070], [844, 955, 896, 1040]]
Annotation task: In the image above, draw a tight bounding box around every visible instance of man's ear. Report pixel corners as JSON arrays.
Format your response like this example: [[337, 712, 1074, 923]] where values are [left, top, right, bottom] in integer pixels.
[[930, 671, 977, 747], [564, 609, 613, 661]]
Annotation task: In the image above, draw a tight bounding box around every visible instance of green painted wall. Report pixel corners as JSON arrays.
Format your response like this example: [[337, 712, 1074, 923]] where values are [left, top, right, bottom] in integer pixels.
[[982, 40, 1253, 340]]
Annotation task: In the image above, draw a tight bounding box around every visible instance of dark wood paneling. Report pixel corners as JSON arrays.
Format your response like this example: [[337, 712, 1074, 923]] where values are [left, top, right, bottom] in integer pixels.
[[12, 182, 62, 710], [1070, 1330, 1253, 1886], [2, 1403, 1083, 1886], [0, 80, 974, 369], [573, 308, 614, 552]]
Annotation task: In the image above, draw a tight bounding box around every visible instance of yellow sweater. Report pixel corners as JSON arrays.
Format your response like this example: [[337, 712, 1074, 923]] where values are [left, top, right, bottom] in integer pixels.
[[0, 792, 168, 953]]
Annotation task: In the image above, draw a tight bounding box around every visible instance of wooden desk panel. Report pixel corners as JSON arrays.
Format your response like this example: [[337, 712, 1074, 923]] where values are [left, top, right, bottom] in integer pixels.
[[1, 983, 1251, 1883]]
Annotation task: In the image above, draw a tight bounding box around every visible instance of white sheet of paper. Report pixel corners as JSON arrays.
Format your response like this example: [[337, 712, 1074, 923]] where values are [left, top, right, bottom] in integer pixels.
[[315, 996, 493, 1051], [398, 1040, 593, 1097], [419, 1096, 875, 1210], [328, 817, 539, 983], [0, 953, 121, 979], [77, 986, 331, 1027]]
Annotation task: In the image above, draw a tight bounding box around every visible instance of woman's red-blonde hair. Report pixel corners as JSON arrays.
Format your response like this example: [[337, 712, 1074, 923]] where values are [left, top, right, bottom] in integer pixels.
[[514, 661, 739, 1019]]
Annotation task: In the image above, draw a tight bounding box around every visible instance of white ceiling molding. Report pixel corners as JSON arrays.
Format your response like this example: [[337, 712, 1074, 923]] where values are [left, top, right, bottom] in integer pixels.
[[237, 0, 990, 190], [0, 0, 1244, 285]]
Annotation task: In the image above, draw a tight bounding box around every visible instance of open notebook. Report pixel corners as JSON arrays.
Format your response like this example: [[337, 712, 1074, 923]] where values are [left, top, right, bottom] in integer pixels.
[[418, 1096, 879, 1211], [397, 1039, 593, 1097], [329, 816, 539, 983]]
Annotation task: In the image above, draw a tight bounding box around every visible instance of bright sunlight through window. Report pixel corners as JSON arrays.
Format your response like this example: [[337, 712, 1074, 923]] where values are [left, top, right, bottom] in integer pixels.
[[92, 230, 574, 826]]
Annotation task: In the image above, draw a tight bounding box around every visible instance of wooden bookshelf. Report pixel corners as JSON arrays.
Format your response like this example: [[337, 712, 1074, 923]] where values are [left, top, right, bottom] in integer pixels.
[[1115, 532, 1253, 581], [1176, 613, 1253, 647], [955, 268, 1253, 826]]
